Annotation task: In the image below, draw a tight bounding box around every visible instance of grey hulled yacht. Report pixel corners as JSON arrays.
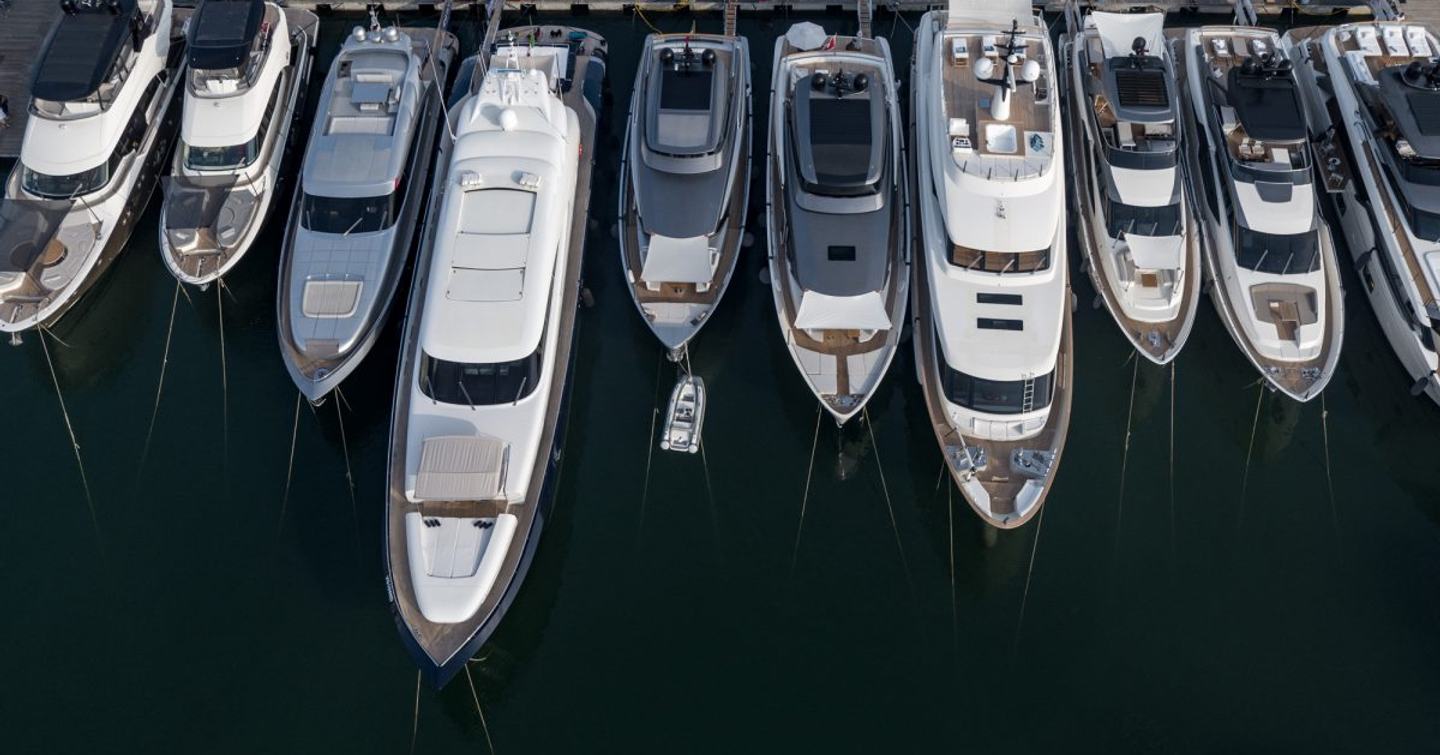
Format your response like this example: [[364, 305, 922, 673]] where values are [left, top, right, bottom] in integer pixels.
[[276, 23, 457, 403], [619, 32, 751, 353]]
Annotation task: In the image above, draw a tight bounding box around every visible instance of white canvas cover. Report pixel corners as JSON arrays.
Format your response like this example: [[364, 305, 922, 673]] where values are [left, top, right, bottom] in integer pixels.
[[785, 22, 827, 51], [641, 235, 712, 284], [1091, 11, 1165, 60], [946, 0, 1033, 28], [1126, 233, 1183, 271], [412, 435, 509, 501], [794, 290, 891, 331]]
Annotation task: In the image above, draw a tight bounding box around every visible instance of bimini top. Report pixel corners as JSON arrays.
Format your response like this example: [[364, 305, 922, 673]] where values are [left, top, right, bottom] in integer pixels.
[[188, 0, 265, 71], [790, 71, 885, 195], [1226, 59, 1306, 142], [31, 0, 139, 102], [644, 42, 729, 157]]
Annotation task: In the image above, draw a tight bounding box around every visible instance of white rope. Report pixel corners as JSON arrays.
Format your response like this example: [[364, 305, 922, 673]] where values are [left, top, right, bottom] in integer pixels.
[[464, 665, 497, 754], [863, 405, 911, 584], [39, 325, 100, 550], [216, 281, 229, 473], [635, 352, 663, 545], [409, 669, 422, 755], [788, 406, 824, 577], [1014, 503, 1047, 656], [1237, 381, 1265, 525], [276, 392, 302, 536], [1169, 362, 1177, 565], [138, 280, 181, 474], [335, 388, 361, 564], [1321, 390, 1337, 533], [1113, 357, 1139, 563], [946, 479, 958, 660]]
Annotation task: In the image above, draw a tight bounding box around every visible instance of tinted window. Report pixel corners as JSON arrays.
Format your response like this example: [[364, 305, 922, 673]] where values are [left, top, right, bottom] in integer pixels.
[[301, 193, 398, 234], [22, 163, 109, 199], [1235, 227, 1320, 274], [185, 138, 259, 170], [1105, 196, 1182, 238], [419, 350, 542, 406], [659, 67, 713, 111], [1403, 202, 1440, 243], [939, 342, 1054, 415], [809, 98, 874, 189]]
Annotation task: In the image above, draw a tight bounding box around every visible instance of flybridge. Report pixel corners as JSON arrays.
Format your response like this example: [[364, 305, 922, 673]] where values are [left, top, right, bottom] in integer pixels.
[[31, 0, 144, 106]]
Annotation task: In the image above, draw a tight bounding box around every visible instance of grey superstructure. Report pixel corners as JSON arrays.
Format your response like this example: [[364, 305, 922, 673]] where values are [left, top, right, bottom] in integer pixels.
[[276, 25, 457, 402], [619, 33, 751, 352]]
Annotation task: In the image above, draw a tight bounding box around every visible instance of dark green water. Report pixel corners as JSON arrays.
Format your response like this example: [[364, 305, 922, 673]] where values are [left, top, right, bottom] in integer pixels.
[[3, 9, 1440, 752]]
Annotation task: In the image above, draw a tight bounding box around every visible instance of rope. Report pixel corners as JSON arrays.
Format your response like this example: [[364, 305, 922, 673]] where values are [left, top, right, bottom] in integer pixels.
[[788, 406, 823, 577], [946, 479, 957, 661], [635, 352, 663, 545], [39, 326, 100, 551], [1237, 381, 1265, 526], [216, 281, 229, 474], [1014, 501, 1047, 656], [699, 437, 720, 551], [863, 405, 911, 585], [276, 392, 302, 537], [635, 6, 662, 34], [464, 665, 497, 754], [1113, 357, 1139, 564], [335, 388, 361, 566], [1321, 390, 1337, 533], [1168, 362, 1177, 567], [409, 669, 421, 755], [138, 280, 182, 475]]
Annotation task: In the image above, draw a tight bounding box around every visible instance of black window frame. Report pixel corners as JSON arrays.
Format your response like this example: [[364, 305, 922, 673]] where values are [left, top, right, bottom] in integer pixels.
[[418, 347, 544, 406]]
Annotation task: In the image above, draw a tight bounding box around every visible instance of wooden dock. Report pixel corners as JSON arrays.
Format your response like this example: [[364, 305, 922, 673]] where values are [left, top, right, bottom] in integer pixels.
[[0, 2, 60, 157]]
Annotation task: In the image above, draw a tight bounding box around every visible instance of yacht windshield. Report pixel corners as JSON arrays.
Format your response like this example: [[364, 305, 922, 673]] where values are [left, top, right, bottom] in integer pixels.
[[419, 351, 542, 406], [21, 163, 109, 199], [184, 138, 260, 171], [939, 351, 1055, 415], [301, 193, 397, 234], [1235, 227, 1320, 274]]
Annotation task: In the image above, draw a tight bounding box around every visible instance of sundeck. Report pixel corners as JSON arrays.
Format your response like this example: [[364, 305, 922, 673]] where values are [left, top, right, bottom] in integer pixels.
[[1290, 21, 1440, 404], [277, 23, 457, 403], [385, 26, 605, 687], [0, 0, 185, 336], [766, 24, 910, 426], [619, 33, 750, 353], [912, 1, 1072, 529], [1065, 7, 1200, 364], [1182, 25, 1344, 401], [158, 0, 317, 285]]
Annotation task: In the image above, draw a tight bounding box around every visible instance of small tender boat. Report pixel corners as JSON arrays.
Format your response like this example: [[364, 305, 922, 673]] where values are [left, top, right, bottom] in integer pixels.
[[765, 22, 910, 426], [159, 0, 317, 286], [619, 32, 751, 352], [1288, 20, 1440, 404], [276, 23, 458, 403], [1063, 6, 1200, 364], [385, 26, 606, 688], [912, 1, 1072, 529], [1181, 25, 1344, 401], [659, 374, 705, 453], [0, 0, 185, 335]]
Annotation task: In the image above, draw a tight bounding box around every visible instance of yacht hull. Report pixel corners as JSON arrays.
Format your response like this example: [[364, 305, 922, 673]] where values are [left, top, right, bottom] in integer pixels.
[[618, 34, 751, 353], [158, 9, 319, 286], [275, 29, 458, 403], [383, 27, 604, 688]]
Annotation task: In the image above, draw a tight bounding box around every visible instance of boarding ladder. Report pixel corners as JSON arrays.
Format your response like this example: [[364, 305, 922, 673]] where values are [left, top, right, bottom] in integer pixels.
[[1021, 377, 1036, 413], [723, 0, 738, 38], [857, 0, 872, 40]]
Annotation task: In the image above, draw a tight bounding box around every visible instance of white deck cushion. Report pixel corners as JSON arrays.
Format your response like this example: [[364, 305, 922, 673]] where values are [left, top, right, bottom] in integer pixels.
[[640, 234, 712, 284], [413, 435, 509, 501]]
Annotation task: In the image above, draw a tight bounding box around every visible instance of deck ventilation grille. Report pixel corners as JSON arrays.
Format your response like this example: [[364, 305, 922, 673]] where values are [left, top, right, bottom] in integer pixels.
[[1115, 69, 1169, 109]]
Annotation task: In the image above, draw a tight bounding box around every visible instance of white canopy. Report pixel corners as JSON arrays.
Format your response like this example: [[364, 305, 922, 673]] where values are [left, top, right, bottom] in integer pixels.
[[640, 235, 712, 284], [412, 435, 508, 502], [1091, 11, 1165, 60], [946, 0, 1033, 28], [794, 290, 891, 331], [1126, 233, 1183, 271]]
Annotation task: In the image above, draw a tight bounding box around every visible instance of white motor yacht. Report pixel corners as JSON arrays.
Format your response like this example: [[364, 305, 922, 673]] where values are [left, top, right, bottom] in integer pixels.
[[1064, 7, 1200, 364], [159, 0, 317, 286], [766, 23, 910, 426], [0, 0, 185, 336], [912, 1, 1072, 529], [1289, 20, 1440, 405], [385, 26, 605, 688], [1182, 25, 1344, 401]]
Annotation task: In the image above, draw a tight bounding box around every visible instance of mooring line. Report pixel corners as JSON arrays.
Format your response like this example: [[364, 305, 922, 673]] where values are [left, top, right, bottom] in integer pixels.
[[464, 665, 497, 754], [635, 351, 663, 545], [138, 280, 182, 475], [946, 480, 958, 663], [788, 406, 824, 578], [216, 281, 230, 474], [39, 326, 101, 549], [409, 669, 421, 755], [1014, 502, 1048, 656], [1168, 361, 1178, 568], [699, 437, 721, 553], [1237, 381, 1265, 527], [1321, 390, 1337, 534], [863, 405, 912, 588], [1113, 356, 1140, 564], [276, 392, 302, 537], [335, 388, 361, 565]]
